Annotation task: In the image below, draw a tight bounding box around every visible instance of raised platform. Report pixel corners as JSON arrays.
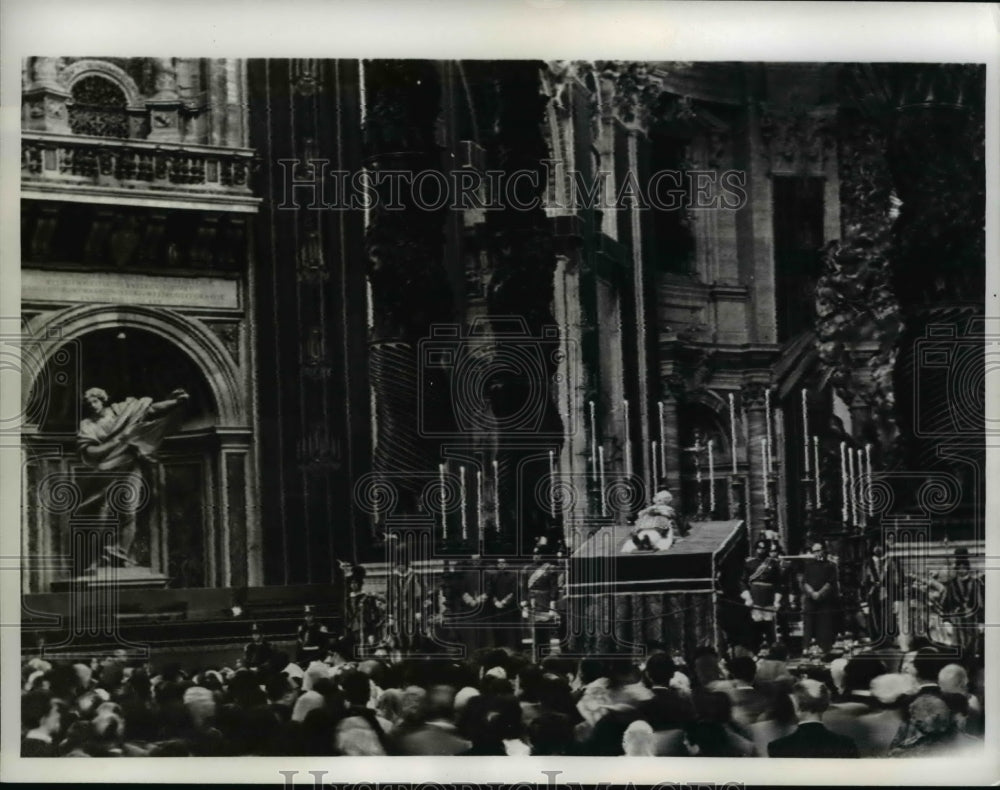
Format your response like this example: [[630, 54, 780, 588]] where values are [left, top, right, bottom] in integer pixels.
[[566, 520, 748, 656]]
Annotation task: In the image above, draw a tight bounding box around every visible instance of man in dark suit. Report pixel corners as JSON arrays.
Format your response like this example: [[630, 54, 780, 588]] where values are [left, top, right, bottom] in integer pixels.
[[767, 679, 859, 758], [636, 652, 695, 731], [485, 557, 520, 650], [799, 541, 841, 655]]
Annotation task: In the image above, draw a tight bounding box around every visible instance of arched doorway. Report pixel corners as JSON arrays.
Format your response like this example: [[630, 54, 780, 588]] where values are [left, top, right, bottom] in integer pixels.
[[22, 310, 255, 592]]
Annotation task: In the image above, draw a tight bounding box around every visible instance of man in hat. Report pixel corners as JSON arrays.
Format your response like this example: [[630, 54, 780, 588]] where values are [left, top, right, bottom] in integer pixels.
[[798, 540, 841, 655], [244, 623, 273, 672], [296, 605, 329, 666], [345, 565, 385, 653], [741, 537, 785, 650]]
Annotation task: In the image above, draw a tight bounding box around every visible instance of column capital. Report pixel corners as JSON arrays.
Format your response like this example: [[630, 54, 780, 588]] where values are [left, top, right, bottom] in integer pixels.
[[742, 382, 771, 409]]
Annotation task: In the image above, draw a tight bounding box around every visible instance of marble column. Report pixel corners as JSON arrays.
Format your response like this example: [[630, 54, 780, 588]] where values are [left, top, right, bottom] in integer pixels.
[[660, 375, 684, 501]]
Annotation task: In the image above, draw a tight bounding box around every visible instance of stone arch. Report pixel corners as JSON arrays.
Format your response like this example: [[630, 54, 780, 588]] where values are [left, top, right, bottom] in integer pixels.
[[61, 59, 144, 109], [23, 304, 244, 427]]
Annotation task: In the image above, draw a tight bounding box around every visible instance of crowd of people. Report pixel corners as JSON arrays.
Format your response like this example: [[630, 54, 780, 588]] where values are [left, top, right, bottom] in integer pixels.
[[21, 632, 984, 758]]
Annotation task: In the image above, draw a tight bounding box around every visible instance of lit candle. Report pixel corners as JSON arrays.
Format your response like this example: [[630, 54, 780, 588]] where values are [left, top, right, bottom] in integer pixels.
[[598, 445, 607, 516], [623, 399, 632, 477], [589, 401, 597, 482], [761, 438, 770, 508], [840, 442, 847, 523], [708, 439, 715, 514], [728, 393, 738, 474], [658, 401, 667, 477], [493, 458, 500, 534], [865, 444, 872, 516], [459, 465, 467, 540], [812, 436, 820, 505], [802, 389, 810, 474], [439, 462, 448, 539], [548, 450, 556, 518]]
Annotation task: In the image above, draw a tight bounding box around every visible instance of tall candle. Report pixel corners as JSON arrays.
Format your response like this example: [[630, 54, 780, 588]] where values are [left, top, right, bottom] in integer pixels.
[[651, 441, 659, 493], [589, 401, 597, 482], [840, 442, 847, 523], [548, 450, 556, 518], [459, 465, 467, 540], [708, 439, 715, 514], [439, 462, 448, 538], [802, 389, 810, 474], [477, 469, 483, 537], [598, 445, 607, 516], [860, 449, 868, 525], [847, 447, 856, 526], [658, 401, 667, 476], [623, 400, 632, 477], [812, 436, 820, 505], [493, 459, 500, 534], [728, 393, 738, 474], [761, 438, 770, 508], [865, 444, 872, 516]]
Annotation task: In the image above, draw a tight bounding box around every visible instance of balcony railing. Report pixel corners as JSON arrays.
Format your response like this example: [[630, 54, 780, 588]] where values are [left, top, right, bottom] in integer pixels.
[[21, 132, 260, 213]]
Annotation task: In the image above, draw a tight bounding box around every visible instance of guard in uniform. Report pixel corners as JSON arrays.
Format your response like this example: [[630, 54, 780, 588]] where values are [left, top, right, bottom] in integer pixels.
[[345, 565, 386, 655], [296, 605, 329, 666], [741, 538, 784, 650], [387, 559, 423, 653], [798, 541, 840, 655], [244, 622, 273, 672]]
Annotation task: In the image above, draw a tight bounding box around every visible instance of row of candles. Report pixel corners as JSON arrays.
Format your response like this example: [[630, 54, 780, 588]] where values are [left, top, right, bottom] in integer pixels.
[[583, 389, 874, 524], [433, 388, 875, 535], [436, 459, 501, 541]]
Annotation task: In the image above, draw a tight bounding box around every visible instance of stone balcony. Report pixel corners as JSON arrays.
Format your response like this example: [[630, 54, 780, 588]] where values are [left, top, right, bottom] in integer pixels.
[[22, 132, 260, 213]]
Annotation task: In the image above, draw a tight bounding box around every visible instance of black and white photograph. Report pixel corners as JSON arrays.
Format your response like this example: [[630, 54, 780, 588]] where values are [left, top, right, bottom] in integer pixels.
[[1, 1, 997, 786]]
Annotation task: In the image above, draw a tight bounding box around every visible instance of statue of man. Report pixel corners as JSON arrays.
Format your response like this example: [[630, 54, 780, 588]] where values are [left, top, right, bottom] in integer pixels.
[[76, 386, 189, 566]]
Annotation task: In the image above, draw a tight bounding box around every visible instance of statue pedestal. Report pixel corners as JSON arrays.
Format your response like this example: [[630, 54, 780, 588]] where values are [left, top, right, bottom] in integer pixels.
[[52, 567, 169, 592]]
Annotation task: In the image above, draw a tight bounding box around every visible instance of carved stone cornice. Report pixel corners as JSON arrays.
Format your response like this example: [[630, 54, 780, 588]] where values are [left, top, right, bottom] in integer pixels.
[[758, 103, 837, 175]]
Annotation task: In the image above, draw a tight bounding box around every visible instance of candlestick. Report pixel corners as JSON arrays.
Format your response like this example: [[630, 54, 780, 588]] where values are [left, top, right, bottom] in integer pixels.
[[761, 438, 770, 508], [589, 401, 597, 483], [865, 444, 873, 516], [856, 448, 865, 526], [658, 401, 667, 477], [840, 442, 847, 523], [598, 445, 607, 516], [493, 459, 500, 534], [477, 469, 483, 538], [812, 436, 820, 505], [439, 462, 448, 539], [651, 441, 659, 493], [847, 447, 855, 526], [802, 389, 810, 474], [548, 450, 556, 518], [728, 393, 738, 474], [623, 400, 632, 477], [459, 465, 467, 540], [708, 439, 715, 514]]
